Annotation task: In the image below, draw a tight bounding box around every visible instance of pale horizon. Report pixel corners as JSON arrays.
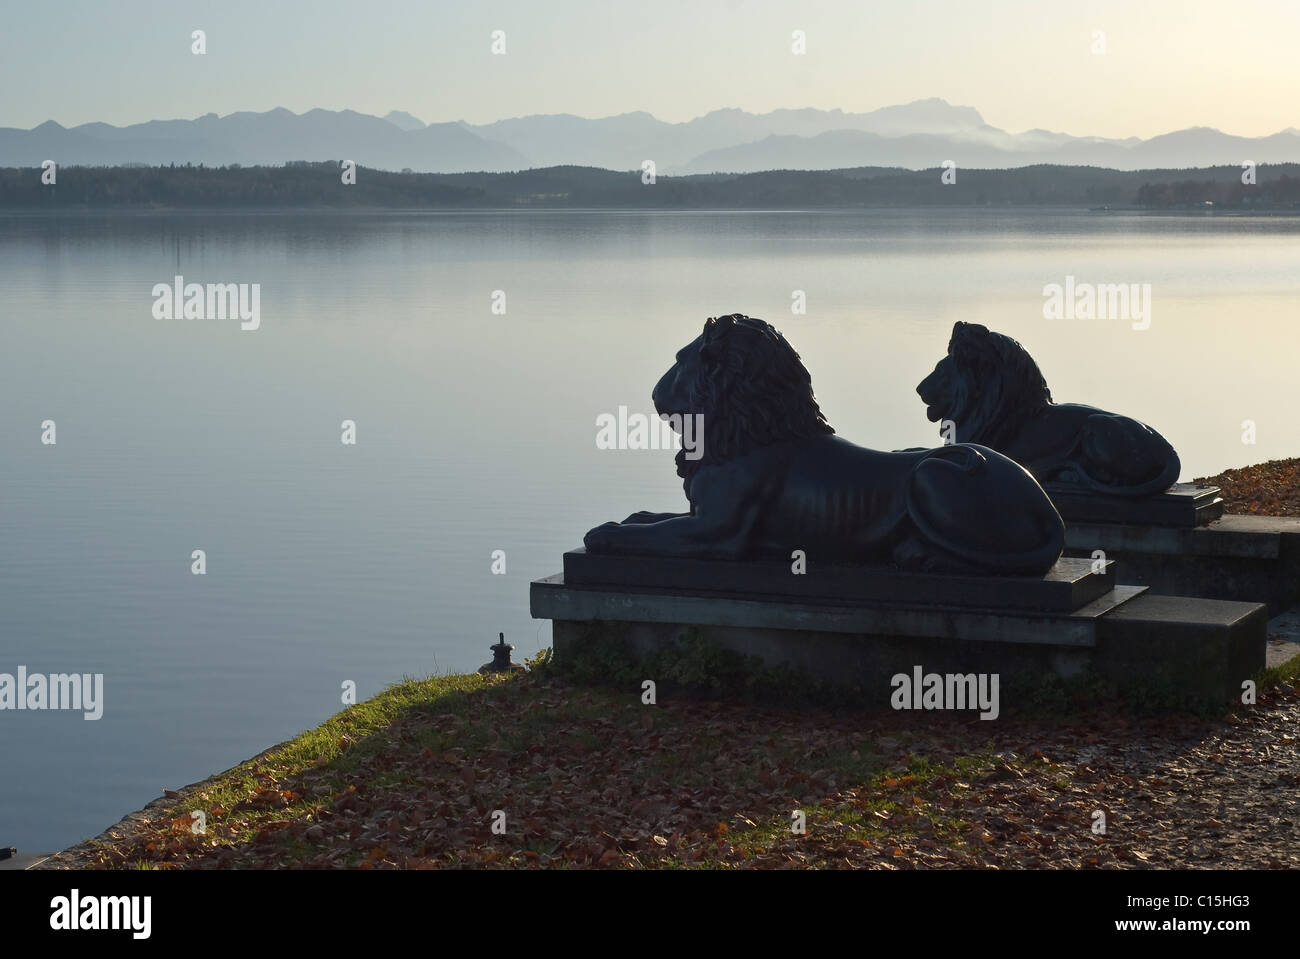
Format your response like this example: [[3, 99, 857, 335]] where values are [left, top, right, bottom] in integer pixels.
[[3, 0, 1298, 139]]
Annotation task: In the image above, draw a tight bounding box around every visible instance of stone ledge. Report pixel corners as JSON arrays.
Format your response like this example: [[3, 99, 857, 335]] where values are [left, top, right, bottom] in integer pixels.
[[1048, 482, 1224, 527], [1065, 513, 1300, 558], [563, 549, 1116, 613], [532, 574, 1146, 647], [1063, 514, 1300, 614]]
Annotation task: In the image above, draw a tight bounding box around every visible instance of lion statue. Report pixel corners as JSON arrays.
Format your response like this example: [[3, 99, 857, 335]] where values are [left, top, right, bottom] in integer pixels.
[[917, 321, 1181, 497], [583, 314, 1065, 575]]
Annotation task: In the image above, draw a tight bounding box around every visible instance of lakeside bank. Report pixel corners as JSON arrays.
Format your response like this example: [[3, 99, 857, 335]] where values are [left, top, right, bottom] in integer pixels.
[[26, 459, 1300, 870]]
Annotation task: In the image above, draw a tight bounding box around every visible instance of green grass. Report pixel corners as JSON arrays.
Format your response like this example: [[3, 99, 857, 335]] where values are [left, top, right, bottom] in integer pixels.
[[1254, 649, 1300, 691]]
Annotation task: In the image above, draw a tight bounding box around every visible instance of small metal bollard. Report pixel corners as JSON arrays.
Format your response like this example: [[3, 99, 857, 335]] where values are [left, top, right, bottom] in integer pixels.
[[479, 633, 525, 674]]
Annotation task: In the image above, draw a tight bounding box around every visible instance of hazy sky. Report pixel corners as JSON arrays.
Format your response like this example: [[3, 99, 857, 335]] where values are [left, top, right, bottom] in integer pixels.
[[4, 0, 1299, 137]]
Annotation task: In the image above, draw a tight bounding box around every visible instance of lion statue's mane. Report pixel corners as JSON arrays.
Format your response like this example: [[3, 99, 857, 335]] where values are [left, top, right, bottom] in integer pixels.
[[918, 321, 1180, 497], [940, 322, 1054, 451], [676, 313, 834, 488]]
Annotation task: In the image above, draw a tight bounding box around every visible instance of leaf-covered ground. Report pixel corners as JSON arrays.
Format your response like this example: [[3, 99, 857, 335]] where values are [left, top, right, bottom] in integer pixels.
[[1198, 457, 1300, 516], [39, 659, 1300, 870]]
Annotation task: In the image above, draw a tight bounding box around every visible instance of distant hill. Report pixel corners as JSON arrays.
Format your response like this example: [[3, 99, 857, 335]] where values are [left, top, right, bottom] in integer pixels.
[[681, 126, 1300, 174], [382, 110, 426, 132], [466, 99, 990, 170], [4, 161, 1298, 210], [0, 108, 526, 172], [3, 101, 1299, 174]]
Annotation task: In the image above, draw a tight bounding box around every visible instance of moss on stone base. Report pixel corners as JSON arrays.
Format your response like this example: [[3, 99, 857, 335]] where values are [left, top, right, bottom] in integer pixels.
[[552, 621, 860, 707], [553, 620, 1244, 717]]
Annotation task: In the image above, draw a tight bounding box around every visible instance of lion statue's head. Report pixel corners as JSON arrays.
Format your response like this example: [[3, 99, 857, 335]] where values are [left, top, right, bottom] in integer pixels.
[[653, 314, 834, 480], [916, 321, 1052, 448]]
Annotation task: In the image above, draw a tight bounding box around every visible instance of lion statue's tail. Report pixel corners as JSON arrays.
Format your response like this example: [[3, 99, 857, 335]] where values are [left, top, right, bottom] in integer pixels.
[[903, 444, 1066, 576], [1065, 414, 1182, 498]]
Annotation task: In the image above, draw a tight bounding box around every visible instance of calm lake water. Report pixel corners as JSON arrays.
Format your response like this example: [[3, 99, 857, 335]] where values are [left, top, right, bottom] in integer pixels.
[[1, 208, 1297, 852]]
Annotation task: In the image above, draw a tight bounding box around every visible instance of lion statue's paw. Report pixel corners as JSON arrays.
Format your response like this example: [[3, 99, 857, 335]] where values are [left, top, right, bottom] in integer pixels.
[[582, 521, 622, 553]]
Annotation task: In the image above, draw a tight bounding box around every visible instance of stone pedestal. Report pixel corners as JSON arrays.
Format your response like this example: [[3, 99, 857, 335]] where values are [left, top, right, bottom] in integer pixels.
[[1063, 514, 1300, 615], [531, 553, 1268, 711], [1047, 482, 1223, 527]]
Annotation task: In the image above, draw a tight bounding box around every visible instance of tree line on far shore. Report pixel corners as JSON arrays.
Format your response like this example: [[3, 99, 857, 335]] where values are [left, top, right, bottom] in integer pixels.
[[3, 160, 1299, 210]]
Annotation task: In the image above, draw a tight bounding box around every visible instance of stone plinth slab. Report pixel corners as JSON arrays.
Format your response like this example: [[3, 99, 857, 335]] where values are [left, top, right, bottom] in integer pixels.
[[1047, 482, 1223, 528], [1064, 514, 1300, 615], [532, 574, 1144, 647], [1094, 593, 1267, 705], [562, 549, 1115, 614]]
